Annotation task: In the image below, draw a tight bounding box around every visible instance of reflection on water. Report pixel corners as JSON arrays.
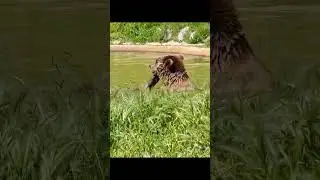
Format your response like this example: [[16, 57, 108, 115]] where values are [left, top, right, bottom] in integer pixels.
[[110, 52, 210, 88]]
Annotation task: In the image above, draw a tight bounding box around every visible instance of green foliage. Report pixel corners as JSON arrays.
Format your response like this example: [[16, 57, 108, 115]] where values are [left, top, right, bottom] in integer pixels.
[[212, 65, 320, 180], [110, 22, 210, 46], [110, 86, 210, 157], [0, 63, 108, 179]]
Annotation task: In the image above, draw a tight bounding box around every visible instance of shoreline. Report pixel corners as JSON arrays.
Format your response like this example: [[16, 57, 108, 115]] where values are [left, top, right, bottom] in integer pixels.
[[110, 43, 210, 57]]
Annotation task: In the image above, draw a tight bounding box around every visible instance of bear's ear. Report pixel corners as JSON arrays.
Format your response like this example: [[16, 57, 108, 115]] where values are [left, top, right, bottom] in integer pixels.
[[164, 58, 174, 67], [177, 54, 184, 61]]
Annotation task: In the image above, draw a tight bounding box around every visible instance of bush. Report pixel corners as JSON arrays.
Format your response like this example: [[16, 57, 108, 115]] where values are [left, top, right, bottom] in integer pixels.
[[110, 22, 210, 46]]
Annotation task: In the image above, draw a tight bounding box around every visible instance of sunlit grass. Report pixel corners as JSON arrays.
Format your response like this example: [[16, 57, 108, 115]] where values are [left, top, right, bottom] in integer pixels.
[[110, 85, 210, 157]]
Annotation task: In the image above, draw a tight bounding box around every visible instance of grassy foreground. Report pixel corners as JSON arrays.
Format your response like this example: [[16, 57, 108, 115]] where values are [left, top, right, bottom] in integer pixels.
[[212, 67, 320, 179], [0, 66, 108, 179], [110, 22, 210, 47], [110, 86, 210, 157]]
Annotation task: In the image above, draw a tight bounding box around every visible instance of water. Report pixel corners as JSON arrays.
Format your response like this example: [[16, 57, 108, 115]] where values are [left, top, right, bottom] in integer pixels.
[[0, 1, 108, 86], [110, 52, 210, 88], [236, 0, 320, 82], [1, 0, 320, 85]]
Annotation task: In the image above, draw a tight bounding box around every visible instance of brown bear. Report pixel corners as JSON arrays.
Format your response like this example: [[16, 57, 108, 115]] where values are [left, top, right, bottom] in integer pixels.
[[210, 0, 274, 178], [211, 0, 273, 98], [145, 54, 194, 92]]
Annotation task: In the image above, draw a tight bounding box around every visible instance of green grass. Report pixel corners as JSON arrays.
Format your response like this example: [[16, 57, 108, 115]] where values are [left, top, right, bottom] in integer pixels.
[[212, 67, 320, 179], [110, 22, 210, 47], [110, 85, 210, 157], [3, 57, 320, 179], [0, 64, 108, 179]]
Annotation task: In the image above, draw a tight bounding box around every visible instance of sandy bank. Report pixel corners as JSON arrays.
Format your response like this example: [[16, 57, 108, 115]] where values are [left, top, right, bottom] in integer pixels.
[[110, 43, 210, 57]]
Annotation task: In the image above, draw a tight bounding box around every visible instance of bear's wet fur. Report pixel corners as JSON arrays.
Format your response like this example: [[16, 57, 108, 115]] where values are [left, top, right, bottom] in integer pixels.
[[211, 0, 272, 99], [145, 54, 194, 92]]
